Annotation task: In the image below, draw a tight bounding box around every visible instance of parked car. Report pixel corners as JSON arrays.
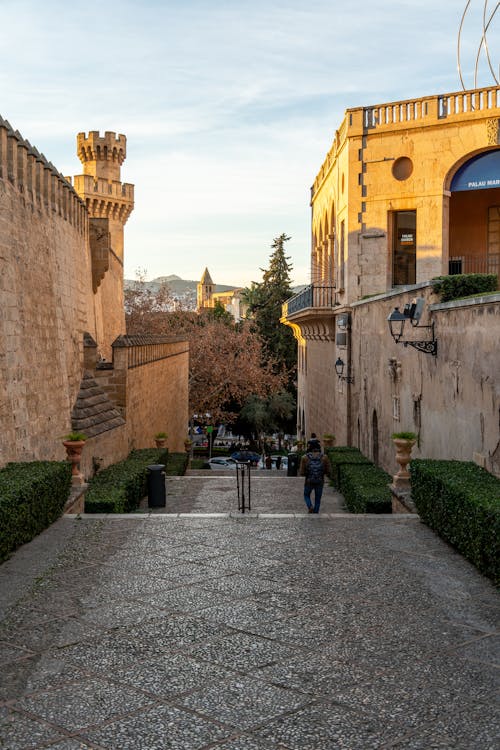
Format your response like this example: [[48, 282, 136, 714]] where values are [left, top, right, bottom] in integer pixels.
[[231, 451, 261, 466], [206, 457, 237, 470]]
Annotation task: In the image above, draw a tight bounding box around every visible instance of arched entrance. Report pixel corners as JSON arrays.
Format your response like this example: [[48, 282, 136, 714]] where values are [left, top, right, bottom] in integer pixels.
[[449, 149, 500, 275]]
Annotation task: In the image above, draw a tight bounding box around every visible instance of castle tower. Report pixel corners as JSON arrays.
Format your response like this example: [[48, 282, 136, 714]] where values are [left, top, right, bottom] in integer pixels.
[[197, 268, 215, 311], [74, 131, 134, 262], [73, 131, 135, 358]]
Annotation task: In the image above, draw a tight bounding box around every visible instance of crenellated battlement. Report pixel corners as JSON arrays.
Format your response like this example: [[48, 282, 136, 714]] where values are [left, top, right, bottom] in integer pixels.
[[73, 174, 134, 225], [77, 131, 127, 181], [0, 115, 87, 234], [73, 130, 134, 263]]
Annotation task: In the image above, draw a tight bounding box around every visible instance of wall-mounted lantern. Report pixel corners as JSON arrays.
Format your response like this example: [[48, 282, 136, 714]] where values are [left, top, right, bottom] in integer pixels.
[[335, 357, 354, 384], [387, 297, 437, 356], [337, 313, 351, 330]]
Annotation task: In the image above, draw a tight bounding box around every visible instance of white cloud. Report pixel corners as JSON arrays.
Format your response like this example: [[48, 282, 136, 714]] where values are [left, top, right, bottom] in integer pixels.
[[1, 0, 497, 287]]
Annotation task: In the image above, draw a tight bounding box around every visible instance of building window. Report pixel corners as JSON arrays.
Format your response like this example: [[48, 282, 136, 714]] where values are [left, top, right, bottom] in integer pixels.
[[392, 210, 416, 286], [392, 157, 413, 181]]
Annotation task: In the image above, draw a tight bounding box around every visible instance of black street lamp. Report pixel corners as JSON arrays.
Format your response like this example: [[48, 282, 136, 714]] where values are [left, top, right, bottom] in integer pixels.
[[387, 302, 437, 356], [335, 357, 354, 384]]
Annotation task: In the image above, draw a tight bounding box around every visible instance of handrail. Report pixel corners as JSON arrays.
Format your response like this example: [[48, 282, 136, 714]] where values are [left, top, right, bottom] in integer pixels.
[[283, 284, 337, 317]]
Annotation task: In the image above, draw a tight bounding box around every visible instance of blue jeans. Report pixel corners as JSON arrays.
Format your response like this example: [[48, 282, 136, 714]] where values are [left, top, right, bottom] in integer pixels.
[[304, 482, 324, 513]]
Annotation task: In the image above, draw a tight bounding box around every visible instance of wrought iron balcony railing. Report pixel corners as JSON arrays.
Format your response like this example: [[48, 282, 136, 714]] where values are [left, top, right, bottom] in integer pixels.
[[448, 254, 499, 276], [282, 284, 337, 317]]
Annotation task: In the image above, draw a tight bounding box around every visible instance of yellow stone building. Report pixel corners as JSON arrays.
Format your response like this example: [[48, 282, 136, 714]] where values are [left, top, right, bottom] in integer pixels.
[[197, 267, 247, 321], [282, 86, 500, 476]]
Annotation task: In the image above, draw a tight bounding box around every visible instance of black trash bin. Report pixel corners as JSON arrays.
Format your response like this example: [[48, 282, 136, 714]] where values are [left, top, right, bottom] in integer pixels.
[[147, 464, 166, 508], [287, 453, 299, 477]]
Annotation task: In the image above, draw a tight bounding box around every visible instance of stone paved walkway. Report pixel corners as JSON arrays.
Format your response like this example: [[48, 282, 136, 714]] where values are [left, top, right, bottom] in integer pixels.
[[139, 472, 347, 514], [0, 474, 498, 749]]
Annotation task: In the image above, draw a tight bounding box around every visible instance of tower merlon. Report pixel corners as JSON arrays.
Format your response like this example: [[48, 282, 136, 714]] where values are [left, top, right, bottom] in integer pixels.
[[77, 131, 127, 167]]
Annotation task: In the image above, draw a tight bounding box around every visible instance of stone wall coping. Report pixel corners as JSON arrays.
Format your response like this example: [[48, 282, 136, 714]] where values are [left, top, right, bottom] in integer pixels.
[[430, 293, 500, 311], [350, 281, 433, 308], [112, 334, 188, 347]]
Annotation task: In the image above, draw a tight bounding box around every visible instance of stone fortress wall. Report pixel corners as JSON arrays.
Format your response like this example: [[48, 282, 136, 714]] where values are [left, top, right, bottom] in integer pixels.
[[0, 118, 95, 466], [0, 118, 189, 477]]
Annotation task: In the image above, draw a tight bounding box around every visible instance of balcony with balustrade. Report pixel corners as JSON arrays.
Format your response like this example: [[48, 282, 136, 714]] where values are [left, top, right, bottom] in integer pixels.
[[281, 283, 339, 341]]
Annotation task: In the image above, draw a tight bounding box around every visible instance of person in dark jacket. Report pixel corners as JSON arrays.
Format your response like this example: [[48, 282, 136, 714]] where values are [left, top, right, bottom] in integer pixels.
[[299, 447, 331, 513], [306, 432, 321, 452]]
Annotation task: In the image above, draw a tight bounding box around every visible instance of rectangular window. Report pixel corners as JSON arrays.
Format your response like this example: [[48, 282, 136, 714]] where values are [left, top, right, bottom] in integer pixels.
[[392, 210, 416, 285]]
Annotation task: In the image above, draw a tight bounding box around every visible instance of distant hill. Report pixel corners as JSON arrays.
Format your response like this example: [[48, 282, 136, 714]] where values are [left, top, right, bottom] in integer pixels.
[[124, 275, 308, 302], [124, 275, 237, 296]]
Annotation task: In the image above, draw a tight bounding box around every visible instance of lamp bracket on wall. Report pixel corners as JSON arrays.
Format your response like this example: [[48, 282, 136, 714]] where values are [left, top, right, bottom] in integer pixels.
[[387, 298, 437, 356], [335, 357, 354, 384]]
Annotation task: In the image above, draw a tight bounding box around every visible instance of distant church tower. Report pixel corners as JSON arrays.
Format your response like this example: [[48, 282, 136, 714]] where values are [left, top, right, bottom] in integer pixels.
[[197, 267, 215, 311], [73, 131, 134, 357]]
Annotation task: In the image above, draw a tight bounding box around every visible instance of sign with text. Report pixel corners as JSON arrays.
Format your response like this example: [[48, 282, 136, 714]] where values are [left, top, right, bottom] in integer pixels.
[[451, 150, 500, 192]]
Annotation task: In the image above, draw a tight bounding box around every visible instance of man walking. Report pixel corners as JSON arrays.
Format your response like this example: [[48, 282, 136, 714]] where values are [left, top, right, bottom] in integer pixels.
[[299, 445, 331, 514]]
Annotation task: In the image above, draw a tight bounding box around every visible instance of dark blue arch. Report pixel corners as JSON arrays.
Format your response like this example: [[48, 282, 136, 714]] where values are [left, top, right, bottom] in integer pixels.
[[451, 150, 500, 192]]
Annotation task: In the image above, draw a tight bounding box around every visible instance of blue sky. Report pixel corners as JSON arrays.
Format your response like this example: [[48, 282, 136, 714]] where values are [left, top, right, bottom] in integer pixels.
[[1, 0, 498, 286]]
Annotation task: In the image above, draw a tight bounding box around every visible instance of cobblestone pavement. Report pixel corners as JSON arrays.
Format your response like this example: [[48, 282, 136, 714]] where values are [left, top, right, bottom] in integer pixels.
[[0, 475, 498, 749], [139, 473, 347, 514]]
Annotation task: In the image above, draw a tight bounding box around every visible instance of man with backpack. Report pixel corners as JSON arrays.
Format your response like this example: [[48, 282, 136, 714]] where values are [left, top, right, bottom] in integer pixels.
[[299, 444, 331, 514]]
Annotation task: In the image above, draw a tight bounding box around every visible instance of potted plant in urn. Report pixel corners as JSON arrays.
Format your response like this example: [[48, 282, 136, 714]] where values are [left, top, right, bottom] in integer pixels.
[[391, 431, 417, 487], [61, 432, 87, 484], [154, 432, 168, 449], [323, 433, 335, 448], [184, 437, 193, 452]]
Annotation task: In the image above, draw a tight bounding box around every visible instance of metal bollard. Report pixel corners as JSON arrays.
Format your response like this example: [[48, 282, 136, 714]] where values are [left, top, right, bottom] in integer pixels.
[[147, 464, 166, 508], [236, 461, 251, 513]]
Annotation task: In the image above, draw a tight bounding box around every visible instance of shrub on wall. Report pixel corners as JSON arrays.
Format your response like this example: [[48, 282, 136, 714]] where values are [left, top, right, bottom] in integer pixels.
[[432, 273, 498, 302], [340, 463, 392, 514], [85, 448, 168, 513], [0, 461, 72, 563], [410, 459, 500, 584]]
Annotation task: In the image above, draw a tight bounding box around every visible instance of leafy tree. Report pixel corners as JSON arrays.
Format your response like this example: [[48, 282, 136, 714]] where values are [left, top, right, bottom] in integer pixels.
[[243, 233, 297, 379], [125, 275, 285, 423], [124, 268, 174, 330], [238, 390, 295, 449], [207, 299, 234, 325]]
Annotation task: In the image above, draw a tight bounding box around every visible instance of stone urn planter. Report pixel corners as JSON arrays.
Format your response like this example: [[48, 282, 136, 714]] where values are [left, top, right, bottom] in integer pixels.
[[391, 432, 417, 488], [184, 439, 193, 452], [62, 432, 87, 485], [323, 434, 335, 448], [154, 432, 168, 449]]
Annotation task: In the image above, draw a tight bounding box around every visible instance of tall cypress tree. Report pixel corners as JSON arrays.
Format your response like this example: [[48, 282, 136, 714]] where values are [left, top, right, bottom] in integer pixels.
[[244, 233, 297, 380]]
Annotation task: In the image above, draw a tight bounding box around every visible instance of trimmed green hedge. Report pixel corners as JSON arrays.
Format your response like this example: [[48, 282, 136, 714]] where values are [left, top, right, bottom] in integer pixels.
[[340, 463, 392, 514], [85, 448, 168, 513], [165, 452, 189, 476], [325, 446, 372, 489], [432, 273, 497, 302], [193, 446, 229, 458], [410, 459, 500, 584], [84, 449, 190, 513], [0, 461, 72, 562]]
